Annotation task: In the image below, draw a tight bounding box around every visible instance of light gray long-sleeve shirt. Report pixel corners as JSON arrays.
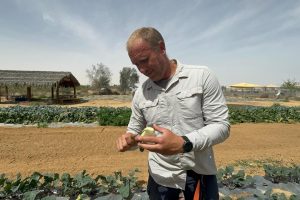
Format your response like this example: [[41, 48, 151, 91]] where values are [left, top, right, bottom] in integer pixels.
[[127, 61, 230, 189]]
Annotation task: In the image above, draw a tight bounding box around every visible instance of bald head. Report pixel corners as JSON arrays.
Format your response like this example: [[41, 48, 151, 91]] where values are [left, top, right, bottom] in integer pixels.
[[127, 27, 165, 52]]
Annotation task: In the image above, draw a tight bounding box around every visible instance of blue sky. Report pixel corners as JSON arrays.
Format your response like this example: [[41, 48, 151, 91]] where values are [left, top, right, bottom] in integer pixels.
[[0, 0, 299, 86]]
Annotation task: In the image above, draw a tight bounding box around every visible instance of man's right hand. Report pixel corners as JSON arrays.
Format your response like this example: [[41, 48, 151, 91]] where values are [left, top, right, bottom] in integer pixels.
[[116, 132, 137, 152]]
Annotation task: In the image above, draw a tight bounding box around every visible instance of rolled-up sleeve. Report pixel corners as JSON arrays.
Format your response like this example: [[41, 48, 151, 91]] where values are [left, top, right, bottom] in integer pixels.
[[186, 68, 230, 151]]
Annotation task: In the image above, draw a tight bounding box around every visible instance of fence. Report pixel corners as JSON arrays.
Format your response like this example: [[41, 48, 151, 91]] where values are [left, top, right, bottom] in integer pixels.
[[223, 87, 300, 100]]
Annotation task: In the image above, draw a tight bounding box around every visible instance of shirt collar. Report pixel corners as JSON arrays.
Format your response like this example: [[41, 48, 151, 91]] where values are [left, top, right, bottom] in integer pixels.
[[145, 60, 188, 90], [174, 60, 188, 79]]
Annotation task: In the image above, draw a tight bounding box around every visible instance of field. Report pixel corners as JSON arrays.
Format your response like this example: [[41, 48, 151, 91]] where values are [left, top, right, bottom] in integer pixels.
[[0, 96, 300, 198], [1, 96, 300, 180], [0, 123, 300, 182]]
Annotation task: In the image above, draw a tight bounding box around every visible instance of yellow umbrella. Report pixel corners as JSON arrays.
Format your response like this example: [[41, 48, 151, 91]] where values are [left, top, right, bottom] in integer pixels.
[[230, 82, 262, 88]]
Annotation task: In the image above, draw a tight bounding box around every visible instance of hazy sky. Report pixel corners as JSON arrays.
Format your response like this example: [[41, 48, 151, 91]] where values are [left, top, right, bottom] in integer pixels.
[[1, 0, 299, 86]]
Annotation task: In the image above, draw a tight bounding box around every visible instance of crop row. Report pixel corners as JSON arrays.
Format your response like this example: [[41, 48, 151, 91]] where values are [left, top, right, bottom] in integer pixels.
[[1, 164, 299, 200], [0, 169, 142, 200], [0, 104, 299, 126], [228, 104, 300, 124]]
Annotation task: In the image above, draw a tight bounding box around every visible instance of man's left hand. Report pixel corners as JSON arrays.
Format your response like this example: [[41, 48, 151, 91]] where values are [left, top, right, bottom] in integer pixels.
[[135, 124, 185, 155]]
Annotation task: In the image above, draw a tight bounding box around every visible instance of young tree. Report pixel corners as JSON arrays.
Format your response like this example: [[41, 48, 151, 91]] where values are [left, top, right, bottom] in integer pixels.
[[119, 67, 139, 94], [86, 63, 112, 90], [281, 78, 299, 99], [281, 78, 297, 89]]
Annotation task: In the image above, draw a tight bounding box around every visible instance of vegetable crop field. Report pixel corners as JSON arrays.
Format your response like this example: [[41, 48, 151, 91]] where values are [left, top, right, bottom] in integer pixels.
[[0, 98, 300, 199]]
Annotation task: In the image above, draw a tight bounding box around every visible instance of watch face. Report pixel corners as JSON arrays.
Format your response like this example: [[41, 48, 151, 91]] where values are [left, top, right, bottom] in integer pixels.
[[182, 136, 193, 153], [184, 141, 193, 152]]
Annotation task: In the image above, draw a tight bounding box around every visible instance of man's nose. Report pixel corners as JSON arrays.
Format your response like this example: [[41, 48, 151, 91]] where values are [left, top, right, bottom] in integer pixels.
[[139, 68, 146, 74], [139, 66, 148, 75]]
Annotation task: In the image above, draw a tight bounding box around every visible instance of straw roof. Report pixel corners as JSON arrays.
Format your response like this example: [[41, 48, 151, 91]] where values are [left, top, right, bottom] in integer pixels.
[[0, 70, 80, 87]]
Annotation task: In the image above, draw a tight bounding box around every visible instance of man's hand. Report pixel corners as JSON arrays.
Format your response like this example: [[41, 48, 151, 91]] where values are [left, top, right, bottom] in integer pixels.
[[116, 132, 137, 152], [135, 124, 185, 155]]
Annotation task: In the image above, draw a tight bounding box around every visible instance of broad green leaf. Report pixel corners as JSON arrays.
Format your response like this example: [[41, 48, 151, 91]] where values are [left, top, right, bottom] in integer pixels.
[[23, 190, 42, 200], [118, 180, 130, 198]]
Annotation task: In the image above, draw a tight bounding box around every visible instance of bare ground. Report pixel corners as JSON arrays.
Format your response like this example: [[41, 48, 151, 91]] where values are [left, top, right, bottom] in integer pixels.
[[1, 96, 300, 108], [0, 123, 299, 182]]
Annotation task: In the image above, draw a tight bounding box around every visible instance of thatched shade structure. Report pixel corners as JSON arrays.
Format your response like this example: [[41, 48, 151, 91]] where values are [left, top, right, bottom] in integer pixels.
[[0, 70, 80, 102]]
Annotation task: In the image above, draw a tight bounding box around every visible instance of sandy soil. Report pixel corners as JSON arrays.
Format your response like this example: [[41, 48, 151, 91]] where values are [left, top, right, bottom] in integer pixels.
[[0, 123, 299, 182], [68, 99, 132, 108], [1, 97, 300, 108], [70, 99, 299, 108], [0, 98, 132, 108]]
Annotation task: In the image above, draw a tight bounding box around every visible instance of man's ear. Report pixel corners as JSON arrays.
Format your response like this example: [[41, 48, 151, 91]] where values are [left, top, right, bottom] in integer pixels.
[[158, 41, 166, 54]]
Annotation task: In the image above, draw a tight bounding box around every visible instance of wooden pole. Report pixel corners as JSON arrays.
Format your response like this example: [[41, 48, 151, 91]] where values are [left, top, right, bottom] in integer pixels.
[[27, 86, 32, 101], [5, 86, 8, 100], [73, 86, 77, 98], [51, 86, 54, 99], [56, 84, 60, 102]]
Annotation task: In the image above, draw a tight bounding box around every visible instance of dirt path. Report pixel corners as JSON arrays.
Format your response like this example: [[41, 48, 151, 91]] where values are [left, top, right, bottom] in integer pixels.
[[1, 98, 300, 108], [0, 123, 299, 181]]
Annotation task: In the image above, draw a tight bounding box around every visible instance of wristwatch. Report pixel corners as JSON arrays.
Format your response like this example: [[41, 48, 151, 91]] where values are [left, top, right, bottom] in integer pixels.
[[181, 136, 193, 153]]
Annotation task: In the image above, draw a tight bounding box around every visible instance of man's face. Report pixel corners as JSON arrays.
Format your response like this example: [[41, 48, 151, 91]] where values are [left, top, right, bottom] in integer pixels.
[[128, 38, 168, 81]]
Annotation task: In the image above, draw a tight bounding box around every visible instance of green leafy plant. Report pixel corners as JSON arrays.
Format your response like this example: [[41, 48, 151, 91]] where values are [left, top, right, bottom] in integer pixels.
[[0, 169, 142, 200], [217, 166, 254, 189], [263, 164, 300, 184], [37, 122, 49, 128], [264, 189, 299, 200], [0, 105, 299, 126], [97, 107, 131, 126], [228, 104, 300, 124]]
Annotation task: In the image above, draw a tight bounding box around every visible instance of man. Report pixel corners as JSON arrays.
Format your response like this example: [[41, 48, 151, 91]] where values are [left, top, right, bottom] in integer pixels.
[[116, 27, 230, 199]]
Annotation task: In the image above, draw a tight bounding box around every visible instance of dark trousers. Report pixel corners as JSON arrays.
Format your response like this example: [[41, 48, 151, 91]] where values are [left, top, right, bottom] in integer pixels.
[[147, 170, 219, 200]]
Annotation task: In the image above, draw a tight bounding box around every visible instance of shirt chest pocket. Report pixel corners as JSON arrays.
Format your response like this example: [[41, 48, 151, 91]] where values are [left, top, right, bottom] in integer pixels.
[[139, 98, 165, 124], [176, 87, 203, 119]]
